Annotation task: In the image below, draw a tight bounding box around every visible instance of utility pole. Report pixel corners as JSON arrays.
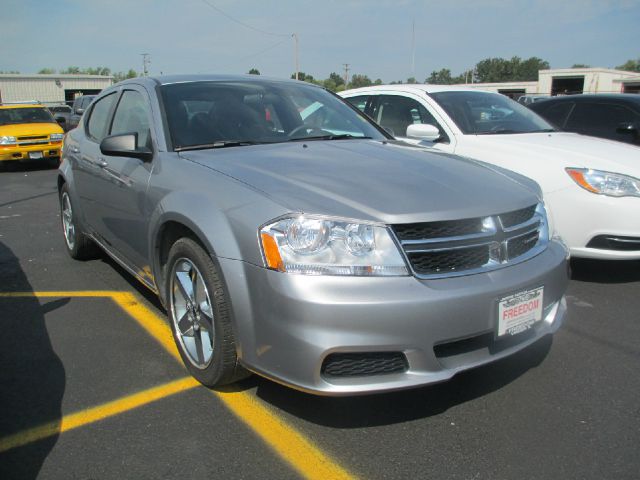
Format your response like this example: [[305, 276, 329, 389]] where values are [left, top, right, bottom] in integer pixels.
[[411, 20, 415, 79], [292, 33, 299, 80], [141, 53, 150, 77], [343, 63, 350, 89]]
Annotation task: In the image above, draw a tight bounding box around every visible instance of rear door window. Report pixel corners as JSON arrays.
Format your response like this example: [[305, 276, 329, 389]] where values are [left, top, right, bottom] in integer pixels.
[[565, 102, 637, 139]]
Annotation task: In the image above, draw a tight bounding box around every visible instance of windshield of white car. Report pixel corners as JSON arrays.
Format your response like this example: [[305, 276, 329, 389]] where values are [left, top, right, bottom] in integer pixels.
[[429, 91, 555, 135], [162, 80, 387, 150]]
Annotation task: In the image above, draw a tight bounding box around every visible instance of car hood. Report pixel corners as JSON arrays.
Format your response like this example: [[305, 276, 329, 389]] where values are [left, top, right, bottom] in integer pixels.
[[456, 132, 640, 193], [0, 122, 63, 136], [180, 140, 539, 224]]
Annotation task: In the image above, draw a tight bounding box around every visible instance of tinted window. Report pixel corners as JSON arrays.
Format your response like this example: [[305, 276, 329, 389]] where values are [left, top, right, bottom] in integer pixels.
[[566, 103, 636, 133], [0, 107, 55, 125], [86, 93, 117, 141], [345, 95, 369, 113], [431, 91, 553, 135], [538, 102, 574, 128], [161, 81, 386, 149], [110, 90, 151, 148]]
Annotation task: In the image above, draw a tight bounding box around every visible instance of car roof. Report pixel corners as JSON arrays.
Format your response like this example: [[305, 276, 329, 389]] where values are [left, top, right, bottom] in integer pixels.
[[342, 84, 492, 95], [532, 94, 640, 105], [119, 74, 317, 88]]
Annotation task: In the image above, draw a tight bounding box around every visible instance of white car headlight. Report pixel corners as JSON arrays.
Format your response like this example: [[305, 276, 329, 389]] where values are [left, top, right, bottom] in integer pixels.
[[260, 215, 409, 276], [50, 133, 64, 141], [0, 136, 17, 145], [566, 168, 640, 198]]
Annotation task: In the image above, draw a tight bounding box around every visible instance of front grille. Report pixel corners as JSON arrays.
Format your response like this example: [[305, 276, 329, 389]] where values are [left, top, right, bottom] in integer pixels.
[[393, 204, 545, 278], [17, 140, 48, 146], [499, 205, 536, 229], [394, 218, 484, 241], [408, 245, 489, 275], [17, 135, 47, 141], [321, 352, 408, 377]]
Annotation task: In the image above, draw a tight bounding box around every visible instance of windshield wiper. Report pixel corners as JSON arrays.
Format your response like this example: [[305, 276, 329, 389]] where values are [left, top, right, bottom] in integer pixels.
[[288, 134, 372, 142], [529, 128, 557, 133], [175, 140, 263, 152]]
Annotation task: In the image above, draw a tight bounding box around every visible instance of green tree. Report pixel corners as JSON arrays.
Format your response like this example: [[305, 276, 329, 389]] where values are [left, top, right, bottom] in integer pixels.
[[248, 68, 260, 75], [374, 78, 383, 85], [349, 74, 373, 89], [616, 58, 640, 72], [38, 68, 56, 74], [291, 72, 319, 84], [113, 69, 138, 83], [474, 56, 548, 83], [328, 72, 345, 87], [571, 64, 590, 68], [426, 69, 454, 84], [0, 70, 20, 74], [60, 66, 81, 74], [406, 77, 418, 84]]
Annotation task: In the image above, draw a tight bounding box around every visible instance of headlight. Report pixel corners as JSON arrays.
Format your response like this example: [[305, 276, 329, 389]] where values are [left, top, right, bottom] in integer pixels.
[[50, 133, 64, 141], [259, 215, 409, 276], [0, 136, 16, 145], [566, 168, 640, 198]]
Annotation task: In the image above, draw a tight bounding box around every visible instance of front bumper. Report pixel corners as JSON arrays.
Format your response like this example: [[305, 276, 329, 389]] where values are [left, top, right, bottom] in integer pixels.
[[0, 142, 62, 162], [546, 186, 640, 260], [221, 240, 569, 395]]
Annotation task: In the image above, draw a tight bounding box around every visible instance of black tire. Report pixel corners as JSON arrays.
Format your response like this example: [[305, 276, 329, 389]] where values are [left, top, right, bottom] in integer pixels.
[[165, 237, 249, 387], [59, 183, 99, 260]]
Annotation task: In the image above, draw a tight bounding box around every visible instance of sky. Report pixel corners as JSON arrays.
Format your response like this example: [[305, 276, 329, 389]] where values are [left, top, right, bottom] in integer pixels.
[[3, 0, 640, 82]]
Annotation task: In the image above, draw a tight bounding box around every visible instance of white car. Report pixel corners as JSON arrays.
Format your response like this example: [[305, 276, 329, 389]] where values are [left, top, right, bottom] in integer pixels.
[[340, 85, 640, 260]]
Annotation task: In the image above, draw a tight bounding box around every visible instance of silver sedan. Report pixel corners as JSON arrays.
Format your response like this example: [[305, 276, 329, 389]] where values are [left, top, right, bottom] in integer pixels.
[[58, 75, 568, 395]]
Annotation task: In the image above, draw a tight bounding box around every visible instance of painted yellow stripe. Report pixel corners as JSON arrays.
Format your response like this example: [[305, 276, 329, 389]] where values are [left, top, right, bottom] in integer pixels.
[[0, 376, 199, 453], [2, 292, 356, 479], [112, 292, 355, 480]]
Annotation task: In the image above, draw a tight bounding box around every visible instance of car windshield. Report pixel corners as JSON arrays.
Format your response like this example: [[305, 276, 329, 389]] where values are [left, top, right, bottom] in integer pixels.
[[0, 107, 56, 126], [161, 80, 386, 150], [430, 91, 555, 135]]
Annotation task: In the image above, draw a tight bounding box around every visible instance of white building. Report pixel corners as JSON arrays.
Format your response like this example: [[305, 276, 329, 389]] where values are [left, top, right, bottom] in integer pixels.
[[0, 74, 113, 105], [455, 68, 640, 98]]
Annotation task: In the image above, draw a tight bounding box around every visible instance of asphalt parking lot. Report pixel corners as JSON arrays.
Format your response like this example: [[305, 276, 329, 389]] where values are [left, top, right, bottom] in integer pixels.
[[1, 165, 639, 480]]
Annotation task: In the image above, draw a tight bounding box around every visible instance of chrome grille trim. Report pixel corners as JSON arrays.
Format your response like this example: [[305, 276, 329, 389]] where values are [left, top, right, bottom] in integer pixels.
[[392, 203, 547, 279]]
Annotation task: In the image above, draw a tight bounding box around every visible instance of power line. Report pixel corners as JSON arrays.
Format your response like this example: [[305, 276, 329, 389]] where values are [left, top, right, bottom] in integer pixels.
[[199, 0, 289, 37], [217, 37, 291, 71]]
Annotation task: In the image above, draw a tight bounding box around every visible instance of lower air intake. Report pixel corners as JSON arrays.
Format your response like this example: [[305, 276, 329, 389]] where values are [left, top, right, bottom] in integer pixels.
[[321, 352, 408, 377]]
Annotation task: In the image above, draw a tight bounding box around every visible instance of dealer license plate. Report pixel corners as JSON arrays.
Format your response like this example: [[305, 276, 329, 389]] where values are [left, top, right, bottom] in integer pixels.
[[497, 286, 544, 337], [29, 151, 43, 159]]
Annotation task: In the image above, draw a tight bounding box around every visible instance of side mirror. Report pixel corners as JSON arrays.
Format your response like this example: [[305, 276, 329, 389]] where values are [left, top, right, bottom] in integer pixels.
[[406, 123, 441, 142], [100, 133, 153, 161], [616, 122, 639, 134], [75, 108, 84, 115], [56, 117, 66, 125]]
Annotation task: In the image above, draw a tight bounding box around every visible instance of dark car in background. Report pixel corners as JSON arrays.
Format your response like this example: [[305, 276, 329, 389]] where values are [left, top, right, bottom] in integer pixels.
[[48, 104, 72, 131], [68, 95, 96, 130], [529, 94, 640, 146]]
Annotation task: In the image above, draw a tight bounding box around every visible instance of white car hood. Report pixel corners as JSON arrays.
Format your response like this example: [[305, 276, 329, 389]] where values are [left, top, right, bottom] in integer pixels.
[[454, 132, 640, 193]]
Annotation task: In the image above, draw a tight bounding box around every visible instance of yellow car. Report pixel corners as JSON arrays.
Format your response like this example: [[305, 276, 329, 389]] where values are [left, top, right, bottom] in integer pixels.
[[0, 102, 64, 166]]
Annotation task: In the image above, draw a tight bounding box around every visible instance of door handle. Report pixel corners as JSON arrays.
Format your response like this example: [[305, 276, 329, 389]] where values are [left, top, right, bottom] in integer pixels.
[[97, 157, 109, 168], [70, 146, 80, 153]]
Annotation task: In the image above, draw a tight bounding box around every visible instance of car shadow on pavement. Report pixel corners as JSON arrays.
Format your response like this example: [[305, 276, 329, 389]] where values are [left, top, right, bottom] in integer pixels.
[[249, 335, 552, 428], [570, 258, 640, 283], [0, 241, 66, 479]]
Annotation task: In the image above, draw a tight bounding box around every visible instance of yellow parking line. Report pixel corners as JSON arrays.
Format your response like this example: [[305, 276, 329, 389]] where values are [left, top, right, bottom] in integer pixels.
[[2, 292, 356, 480], [112, 292, 355, 480], [0, 377, 199, 453]]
